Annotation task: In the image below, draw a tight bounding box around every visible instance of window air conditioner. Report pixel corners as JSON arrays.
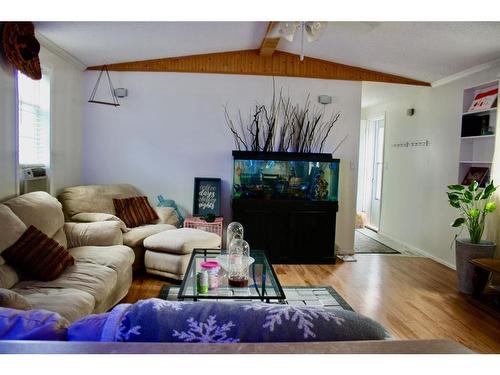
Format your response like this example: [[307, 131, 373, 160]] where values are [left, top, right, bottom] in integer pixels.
[[21, 166, 49, 194]]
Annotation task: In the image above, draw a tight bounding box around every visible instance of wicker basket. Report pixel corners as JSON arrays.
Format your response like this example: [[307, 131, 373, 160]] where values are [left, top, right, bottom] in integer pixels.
[[183, 217, 223, 248]]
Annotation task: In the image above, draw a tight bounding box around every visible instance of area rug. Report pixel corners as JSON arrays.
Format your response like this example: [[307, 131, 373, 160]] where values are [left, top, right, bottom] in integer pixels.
[[355, 230, 400, 254], [159, 285, 354, 312]]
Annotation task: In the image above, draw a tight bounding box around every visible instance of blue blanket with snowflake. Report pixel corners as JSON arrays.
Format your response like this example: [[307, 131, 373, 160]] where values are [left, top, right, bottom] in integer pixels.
[[68, 299, 390, 343]]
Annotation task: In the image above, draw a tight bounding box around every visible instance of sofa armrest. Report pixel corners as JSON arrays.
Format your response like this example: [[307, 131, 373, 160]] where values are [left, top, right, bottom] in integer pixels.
[[71, 212, 128, 232], [153, 207, 179, 227], [64, 222, 124, 248]]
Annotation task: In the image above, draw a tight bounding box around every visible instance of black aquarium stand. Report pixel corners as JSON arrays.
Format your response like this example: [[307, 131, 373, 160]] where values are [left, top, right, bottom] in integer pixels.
[[232, 199, 338, 264]]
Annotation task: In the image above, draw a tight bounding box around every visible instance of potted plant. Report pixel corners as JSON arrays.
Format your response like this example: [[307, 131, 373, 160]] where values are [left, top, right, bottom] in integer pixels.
[[447, 180, 497, 294]]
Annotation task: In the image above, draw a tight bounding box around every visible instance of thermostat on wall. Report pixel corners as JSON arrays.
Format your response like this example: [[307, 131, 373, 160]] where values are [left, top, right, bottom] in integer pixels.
[[114, 88, 128, 98]]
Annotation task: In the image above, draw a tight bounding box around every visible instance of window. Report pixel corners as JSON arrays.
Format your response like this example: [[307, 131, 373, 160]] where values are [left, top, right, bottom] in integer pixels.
[[17, 71, 50, 166]]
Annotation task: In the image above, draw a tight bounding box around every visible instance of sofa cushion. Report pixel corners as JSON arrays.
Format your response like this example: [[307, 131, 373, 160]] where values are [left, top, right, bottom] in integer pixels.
[[0, 204, 27, 256], [123, 224, 176, 248], [2, 226, 75, 282], [144, 250, 191, 280], [4, 191, 65, 239], [58, 184, 142, 218], [64, 222, 124, 248], [69, 245, 135, 273], [143, 228, 221, 255], [113, 196, 159, 228], [14, 262, 117, 310], [0, 307, 69, 340], [0, 288, 32, 310], [0, 264, 19, 289], [71, 212, 129, 234], [52, 227, 68, 248], [153, 207, 179, 227], [72, 212, 125, 224], [12, 287, 95, 323]]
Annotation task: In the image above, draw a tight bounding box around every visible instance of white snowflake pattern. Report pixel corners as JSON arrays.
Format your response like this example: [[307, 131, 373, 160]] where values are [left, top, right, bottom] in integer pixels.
[[116, 312, 142, 341], [172, 315, 240, 343], [147, 298, 185, 311], [243, 304, 345, 339]]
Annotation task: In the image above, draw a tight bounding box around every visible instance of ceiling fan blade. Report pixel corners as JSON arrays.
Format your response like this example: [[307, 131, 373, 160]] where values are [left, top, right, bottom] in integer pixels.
[[305, 21, 327, 42]]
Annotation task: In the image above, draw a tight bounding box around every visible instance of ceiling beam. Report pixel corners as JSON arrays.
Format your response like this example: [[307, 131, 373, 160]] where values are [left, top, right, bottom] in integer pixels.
[[87, 49, 431, 86], [259, 22, 281, 57]]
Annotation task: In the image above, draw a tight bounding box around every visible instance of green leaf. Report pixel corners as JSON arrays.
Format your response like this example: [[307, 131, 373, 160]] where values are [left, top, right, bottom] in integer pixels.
[[469, 180, 479, 192], [447, 192, 460, 201], [485, 202, 497, 213], [469, 208, 480, 218], [464, 191, 473, 201], [482, 182, 496, 199], [451, 218, 465, 227], [447, 184, 465, 191], [449, 200, 460, 208]]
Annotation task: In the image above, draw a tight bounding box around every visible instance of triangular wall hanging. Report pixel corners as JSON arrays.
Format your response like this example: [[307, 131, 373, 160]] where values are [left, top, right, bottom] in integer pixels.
[[88, 65, 120, 106]]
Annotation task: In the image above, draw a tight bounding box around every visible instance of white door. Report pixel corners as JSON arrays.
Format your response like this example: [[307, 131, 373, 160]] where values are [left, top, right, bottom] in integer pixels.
[[367, 117, 385, 230]]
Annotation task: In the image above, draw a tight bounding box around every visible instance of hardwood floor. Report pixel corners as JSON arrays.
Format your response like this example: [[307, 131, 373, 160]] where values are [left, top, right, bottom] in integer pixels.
[[123, 255, 500, 353]]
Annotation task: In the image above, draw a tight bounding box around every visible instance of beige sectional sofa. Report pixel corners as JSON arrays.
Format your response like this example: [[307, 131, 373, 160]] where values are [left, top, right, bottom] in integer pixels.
[[58, 184, 179, 271], [0, 192, 135, 323]]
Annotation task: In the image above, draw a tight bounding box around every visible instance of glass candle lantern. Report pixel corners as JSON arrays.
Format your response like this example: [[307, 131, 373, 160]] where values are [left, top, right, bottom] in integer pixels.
[[226, 222, 244, 250], [227, 238, 250, 287]]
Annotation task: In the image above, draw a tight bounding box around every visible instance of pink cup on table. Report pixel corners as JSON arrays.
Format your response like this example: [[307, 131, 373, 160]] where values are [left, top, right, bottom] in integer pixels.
[[200, 261, 220, 290]]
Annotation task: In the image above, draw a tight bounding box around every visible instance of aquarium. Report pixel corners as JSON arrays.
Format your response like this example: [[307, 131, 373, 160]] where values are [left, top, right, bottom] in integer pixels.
[[232, 151, 339, 201]]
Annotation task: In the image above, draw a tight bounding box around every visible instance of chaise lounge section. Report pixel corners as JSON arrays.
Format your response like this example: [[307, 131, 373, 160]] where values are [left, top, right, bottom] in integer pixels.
[[58, 184, 179, 272]]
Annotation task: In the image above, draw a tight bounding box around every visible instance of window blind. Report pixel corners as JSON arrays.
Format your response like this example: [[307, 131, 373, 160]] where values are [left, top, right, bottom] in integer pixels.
[[18, 72, 50, 166]]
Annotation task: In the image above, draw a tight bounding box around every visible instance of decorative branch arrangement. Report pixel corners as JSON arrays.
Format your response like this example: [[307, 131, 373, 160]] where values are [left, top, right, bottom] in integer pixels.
[[224, 90, 341, 153]]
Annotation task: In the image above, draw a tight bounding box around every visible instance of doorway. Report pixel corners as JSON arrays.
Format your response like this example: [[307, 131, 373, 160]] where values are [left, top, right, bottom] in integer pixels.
[[357, 115, 385, 231]]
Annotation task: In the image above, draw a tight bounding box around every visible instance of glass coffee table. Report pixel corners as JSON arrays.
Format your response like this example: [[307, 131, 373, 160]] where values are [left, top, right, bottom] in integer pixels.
[[178, 249, 286, 303]]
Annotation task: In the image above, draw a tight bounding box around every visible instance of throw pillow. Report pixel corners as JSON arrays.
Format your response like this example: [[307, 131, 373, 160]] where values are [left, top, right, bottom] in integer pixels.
[[2, 225, 74, 281], [0, 288, 32, 310], [113, 196, 159, 228]]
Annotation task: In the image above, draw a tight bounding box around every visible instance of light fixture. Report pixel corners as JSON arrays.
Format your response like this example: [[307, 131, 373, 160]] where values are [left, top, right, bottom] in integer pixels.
[[88, 65, 120, 107], [269, 21, 327, 61]]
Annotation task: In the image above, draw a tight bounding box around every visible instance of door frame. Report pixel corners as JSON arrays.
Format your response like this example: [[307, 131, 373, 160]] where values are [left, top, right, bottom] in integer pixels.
[[367, 113, 385, 232], [363, 114, 386, 232]]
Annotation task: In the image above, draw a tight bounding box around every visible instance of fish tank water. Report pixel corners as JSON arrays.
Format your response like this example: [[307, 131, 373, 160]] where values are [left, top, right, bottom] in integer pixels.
[[232, 151, 339, 201]]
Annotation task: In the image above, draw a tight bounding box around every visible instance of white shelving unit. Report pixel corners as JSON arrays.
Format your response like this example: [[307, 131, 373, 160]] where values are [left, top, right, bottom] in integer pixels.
[[458, 80, 498, 185]]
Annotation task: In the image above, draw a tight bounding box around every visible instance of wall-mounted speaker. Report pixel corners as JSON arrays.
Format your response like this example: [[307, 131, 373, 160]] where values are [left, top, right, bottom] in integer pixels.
[[114, 88, 128, 98], [318, 95, 332, 105]]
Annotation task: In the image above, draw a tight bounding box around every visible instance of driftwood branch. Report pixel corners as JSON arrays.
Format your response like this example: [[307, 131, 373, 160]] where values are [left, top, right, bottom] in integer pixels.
[[224, 88, 342, 153]]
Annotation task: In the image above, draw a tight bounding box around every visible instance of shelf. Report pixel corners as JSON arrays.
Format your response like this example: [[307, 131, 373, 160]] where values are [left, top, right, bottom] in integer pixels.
[[459, 161, 492, 164], [462, 107, 497, 116], [461, 135, 495, 140]]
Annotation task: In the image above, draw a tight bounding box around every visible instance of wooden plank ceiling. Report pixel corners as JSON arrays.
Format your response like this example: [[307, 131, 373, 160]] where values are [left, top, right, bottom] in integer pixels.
[[87, 22, 430, 86], [88, 50, 430, 86]]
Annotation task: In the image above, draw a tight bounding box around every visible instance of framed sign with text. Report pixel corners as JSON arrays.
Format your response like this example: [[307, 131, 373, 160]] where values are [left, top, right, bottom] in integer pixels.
[[192, 177, 221, 217]]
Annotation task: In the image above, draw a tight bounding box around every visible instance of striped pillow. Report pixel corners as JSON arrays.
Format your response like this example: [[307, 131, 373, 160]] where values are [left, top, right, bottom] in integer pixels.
[[2, 225, 74, 281], [113, 196, 159, 228]]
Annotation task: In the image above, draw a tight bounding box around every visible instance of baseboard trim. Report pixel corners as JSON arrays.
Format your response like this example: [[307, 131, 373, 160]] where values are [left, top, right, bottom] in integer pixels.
[[377, 231, 456, 270]]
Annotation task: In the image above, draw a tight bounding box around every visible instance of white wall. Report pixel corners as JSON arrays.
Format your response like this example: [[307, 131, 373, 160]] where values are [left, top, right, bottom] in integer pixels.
[[0, 45, 84, 201], [39, 48, 84, 195], [362, 64, 500, 267], [0, 57, 17, 200], [82, 72, 362, 253]]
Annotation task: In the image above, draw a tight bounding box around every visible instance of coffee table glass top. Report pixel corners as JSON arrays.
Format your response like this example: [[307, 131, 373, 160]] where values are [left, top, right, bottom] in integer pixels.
[[178, 249, 285, 302]]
